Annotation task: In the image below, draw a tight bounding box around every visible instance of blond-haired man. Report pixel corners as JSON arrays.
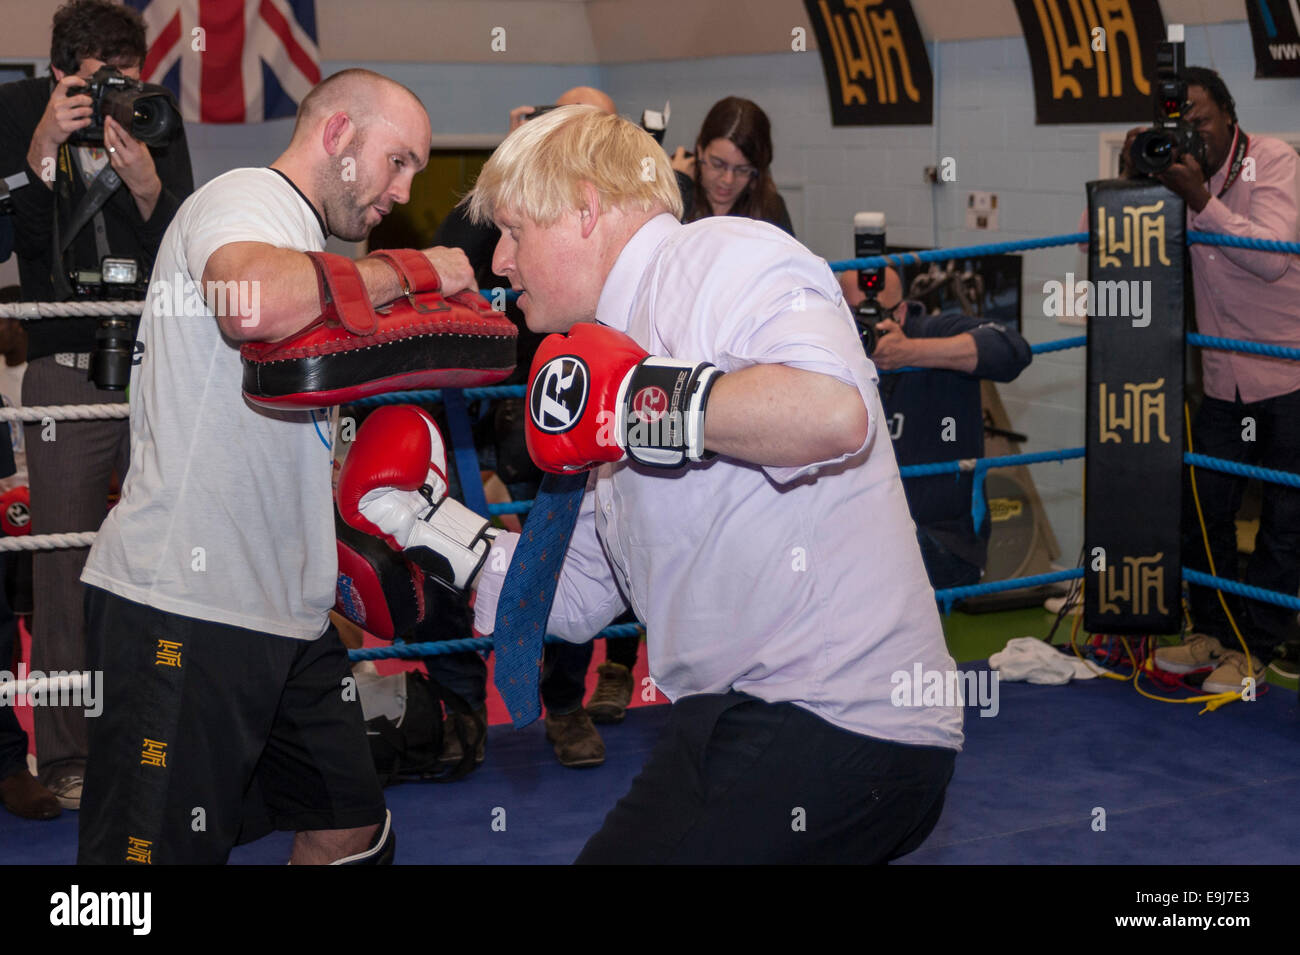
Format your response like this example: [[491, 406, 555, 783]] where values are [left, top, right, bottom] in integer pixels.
[[351, 106, 963, 862]]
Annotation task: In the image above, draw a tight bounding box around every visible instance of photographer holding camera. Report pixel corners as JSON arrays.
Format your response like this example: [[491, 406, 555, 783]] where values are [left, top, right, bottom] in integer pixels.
[[0, 0, 193, 811], [1117, 66, 1300, 691], [840, 266, 1031, 590]]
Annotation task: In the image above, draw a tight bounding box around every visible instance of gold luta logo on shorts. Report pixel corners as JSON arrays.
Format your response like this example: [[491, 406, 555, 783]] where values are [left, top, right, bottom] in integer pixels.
[[140, 738, 168, 768]]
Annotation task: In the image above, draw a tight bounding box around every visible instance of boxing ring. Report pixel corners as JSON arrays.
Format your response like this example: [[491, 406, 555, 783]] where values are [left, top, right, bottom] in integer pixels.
[[2, 227, 1299, 712]]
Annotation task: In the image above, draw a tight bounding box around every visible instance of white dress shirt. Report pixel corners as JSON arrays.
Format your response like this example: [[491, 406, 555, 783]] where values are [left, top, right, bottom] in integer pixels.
[[476, 213, 963, 749]]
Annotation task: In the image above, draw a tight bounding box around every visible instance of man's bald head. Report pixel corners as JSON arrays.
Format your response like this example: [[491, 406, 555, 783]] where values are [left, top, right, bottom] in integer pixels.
[[556, 86, 616, 114], [292, 68, 425, 144], [274, 68, 431, 242]]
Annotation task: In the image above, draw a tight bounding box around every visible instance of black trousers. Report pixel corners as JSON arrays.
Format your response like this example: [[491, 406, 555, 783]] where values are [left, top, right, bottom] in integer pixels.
[[542, 609, 641, 714], [577, 692, 955, 864], [1183, 388, 1300, 657]]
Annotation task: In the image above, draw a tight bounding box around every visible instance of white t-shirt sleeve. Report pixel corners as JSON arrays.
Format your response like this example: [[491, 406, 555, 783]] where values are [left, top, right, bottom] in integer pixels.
[[183, 170, 319, 286]]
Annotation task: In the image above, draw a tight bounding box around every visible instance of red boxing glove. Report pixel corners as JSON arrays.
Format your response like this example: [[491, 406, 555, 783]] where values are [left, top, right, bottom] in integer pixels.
[[525, 322, 723, 474], [0, 486, 30, 536], [337, 405, 496, 590]]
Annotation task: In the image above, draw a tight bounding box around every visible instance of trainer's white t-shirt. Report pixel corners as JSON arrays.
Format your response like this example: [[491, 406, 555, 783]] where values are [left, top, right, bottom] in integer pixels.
[[82, 168, 336, 640]]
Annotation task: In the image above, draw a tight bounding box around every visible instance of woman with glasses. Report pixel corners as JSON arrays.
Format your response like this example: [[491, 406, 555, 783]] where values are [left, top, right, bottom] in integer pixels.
[[670, 96, 794, 236]]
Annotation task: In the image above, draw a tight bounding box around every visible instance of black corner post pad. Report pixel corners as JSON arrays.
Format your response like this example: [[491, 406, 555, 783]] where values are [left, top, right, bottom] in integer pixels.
[[1083, 179, 1186, 635]]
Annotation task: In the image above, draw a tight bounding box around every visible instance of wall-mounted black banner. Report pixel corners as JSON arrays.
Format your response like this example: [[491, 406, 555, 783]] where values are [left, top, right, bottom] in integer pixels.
[[1246, 0, 1300, 78], [1084, 179, 1184, 635], [1012, 0, 1164, 124], [804, 0, 933, 125]]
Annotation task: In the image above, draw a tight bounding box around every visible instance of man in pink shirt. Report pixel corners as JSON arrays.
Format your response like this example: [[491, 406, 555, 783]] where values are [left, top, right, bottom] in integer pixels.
[[1139, 67, 1300, 691]]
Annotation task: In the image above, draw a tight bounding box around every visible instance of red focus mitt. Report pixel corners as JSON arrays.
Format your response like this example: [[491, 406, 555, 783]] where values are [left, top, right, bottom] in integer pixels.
[[525, 322, 722, 473], [241, 249, 517, 408]]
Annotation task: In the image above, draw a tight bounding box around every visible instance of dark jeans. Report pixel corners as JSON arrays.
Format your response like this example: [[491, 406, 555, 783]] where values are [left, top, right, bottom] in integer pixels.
[[425, 652, 488, 710], [576, 692, 955, 864], [917, 528, 982, 592], [0, 553, 27, 780], [542, 611, 640, 714], [1183, 388, 1300, 658]]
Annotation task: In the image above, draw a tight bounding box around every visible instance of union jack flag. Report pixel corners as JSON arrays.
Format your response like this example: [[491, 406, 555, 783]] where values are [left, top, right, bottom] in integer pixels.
[[125, 0, 322, 123]]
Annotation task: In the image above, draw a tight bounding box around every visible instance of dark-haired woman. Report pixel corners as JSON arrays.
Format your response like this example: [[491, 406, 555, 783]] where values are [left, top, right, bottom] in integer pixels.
[[670, 96, 795, 236]]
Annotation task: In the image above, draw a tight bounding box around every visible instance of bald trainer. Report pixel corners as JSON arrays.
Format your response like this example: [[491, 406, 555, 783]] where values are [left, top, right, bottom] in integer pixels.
[[78, 68, 475, 865]]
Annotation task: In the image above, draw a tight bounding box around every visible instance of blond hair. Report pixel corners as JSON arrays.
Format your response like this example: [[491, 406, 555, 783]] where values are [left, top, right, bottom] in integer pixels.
[[466, 105, 682, 226]]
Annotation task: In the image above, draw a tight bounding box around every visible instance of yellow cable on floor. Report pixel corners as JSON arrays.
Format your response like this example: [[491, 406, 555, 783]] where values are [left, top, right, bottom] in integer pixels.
[[1053, 414, 1254, 711], [1061, 550, 1241, 710], [1184, 403, 1257, 701]]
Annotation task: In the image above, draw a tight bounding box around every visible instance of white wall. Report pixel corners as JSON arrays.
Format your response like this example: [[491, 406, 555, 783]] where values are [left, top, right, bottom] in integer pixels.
[[604, 21, 1300, 563]]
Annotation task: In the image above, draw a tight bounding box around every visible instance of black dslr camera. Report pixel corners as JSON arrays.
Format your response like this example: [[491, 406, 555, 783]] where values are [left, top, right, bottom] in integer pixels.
[[1127, 33, 1207, 177], [852, 212, 890, 355], [68, 66, 181, 148]]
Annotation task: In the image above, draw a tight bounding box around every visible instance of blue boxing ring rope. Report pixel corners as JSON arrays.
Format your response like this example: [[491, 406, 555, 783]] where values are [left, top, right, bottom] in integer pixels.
[[345, 227, 1300, 662]]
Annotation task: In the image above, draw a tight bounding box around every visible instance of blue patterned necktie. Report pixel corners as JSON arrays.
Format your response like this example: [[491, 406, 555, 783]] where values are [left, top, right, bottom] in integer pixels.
[[493, 471, 587, 727]]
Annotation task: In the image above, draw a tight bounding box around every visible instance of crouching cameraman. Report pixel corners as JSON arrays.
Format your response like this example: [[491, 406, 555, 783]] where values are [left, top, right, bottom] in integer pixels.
[[0, 0, 192, 809], [841, 266, 1031, 591]]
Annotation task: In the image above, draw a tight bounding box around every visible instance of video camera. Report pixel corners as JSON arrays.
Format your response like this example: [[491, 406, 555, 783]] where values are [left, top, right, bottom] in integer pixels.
[[852, 212, 890, 355], [67, 66, 181, 148], [1127, 26, 1207, 177]]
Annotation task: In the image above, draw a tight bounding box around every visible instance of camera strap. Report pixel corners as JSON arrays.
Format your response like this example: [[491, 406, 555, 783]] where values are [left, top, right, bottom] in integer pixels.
[[1216, 128, 1249, 199], [49, 145, 121, 298], [59, 155, 121, 255]]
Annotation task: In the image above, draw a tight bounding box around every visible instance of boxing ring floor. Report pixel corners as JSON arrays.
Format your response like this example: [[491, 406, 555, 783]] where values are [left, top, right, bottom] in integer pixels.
[[3, 609, 1298, 865]]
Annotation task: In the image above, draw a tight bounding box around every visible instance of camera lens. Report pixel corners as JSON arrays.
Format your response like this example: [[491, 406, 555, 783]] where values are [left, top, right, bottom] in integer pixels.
[[90, 318, 136, 391], [1130, 129, 1177, 176], [129, 93, 178, 145], [1143, 136, 1174, 164]]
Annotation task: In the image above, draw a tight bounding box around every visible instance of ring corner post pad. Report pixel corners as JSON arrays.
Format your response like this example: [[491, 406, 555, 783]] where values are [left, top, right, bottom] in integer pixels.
[[1083, 179, 1185, 636]]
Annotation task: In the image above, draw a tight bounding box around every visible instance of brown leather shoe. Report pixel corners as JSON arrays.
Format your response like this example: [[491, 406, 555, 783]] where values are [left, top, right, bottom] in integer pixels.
[[0, 769, 62, 820], [544, 708, 605, 768], [586, 661, 634, 724]]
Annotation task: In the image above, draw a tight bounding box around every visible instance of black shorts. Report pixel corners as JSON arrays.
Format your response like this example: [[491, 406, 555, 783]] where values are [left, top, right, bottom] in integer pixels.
[[79, 586, 385, 865]]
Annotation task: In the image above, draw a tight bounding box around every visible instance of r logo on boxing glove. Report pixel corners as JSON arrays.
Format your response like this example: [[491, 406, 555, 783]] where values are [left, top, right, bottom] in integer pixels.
[[529, 356, 590, 434]]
